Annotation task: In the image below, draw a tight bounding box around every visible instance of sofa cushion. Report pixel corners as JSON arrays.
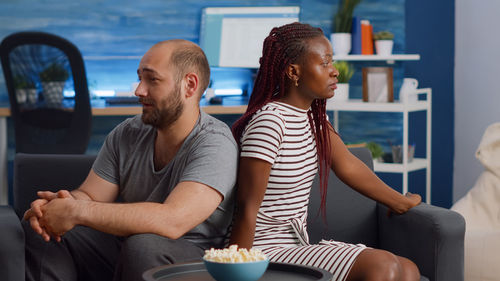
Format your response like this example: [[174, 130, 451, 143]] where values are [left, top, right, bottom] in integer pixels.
[[307, 147, 378, 247]]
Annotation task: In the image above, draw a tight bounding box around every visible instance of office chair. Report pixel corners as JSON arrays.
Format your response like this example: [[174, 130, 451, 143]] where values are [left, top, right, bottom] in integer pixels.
[[0, 31, 91, 154]]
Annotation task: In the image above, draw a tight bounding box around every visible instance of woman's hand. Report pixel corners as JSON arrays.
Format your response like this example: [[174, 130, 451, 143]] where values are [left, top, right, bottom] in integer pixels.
[[388, 192, 422, 216]]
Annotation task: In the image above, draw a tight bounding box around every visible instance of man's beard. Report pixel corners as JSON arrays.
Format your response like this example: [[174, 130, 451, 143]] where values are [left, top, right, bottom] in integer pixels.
[[140, 85, 184, 130]]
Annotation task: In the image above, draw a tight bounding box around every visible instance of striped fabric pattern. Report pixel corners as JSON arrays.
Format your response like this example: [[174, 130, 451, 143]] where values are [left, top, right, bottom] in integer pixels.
[[240, 101, 366, 281]]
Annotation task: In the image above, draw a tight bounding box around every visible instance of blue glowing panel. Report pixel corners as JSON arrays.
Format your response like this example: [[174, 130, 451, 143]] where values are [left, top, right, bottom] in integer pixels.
[[200, 6, 300, 68]]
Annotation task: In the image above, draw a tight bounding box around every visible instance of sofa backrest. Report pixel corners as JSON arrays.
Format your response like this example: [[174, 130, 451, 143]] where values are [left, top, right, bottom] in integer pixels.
[[307, 147, 379, 247], [14, 149, 379, 247], [13, 153, 96, 218]]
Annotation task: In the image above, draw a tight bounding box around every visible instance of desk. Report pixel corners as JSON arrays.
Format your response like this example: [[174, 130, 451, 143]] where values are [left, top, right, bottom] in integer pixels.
[[0, 105, 247, 116], [0, 97, 248, 205], [0, 98, 248, 117]]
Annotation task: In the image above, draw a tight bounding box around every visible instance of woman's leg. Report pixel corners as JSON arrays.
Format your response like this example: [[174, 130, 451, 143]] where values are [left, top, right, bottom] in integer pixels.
[[346, 248, 420, 281]]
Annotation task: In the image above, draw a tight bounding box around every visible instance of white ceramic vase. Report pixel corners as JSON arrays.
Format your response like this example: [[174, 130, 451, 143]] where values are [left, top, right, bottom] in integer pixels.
[[375, 40, 394, 56], [42, 81, 65, 107], [330, 33, 351, 56], [399, 78, 419, 104], [327, 83, 349, 110], [15, 89, 37, 104]]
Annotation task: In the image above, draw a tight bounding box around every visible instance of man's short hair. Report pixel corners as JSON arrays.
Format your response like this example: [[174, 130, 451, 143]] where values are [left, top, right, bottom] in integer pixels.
[[170, 44, 210, 98]]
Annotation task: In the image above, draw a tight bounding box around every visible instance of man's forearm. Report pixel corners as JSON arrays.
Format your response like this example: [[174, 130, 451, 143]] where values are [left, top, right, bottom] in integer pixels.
[[70, 189, 93, 201], [74, 200, 184, 238], [45, 181, 222, 240]]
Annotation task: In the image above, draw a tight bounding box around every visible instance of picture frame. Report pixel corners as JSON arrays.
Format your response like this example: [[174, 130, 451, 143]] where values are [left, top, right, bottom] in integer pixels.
[[362, 67, 394, 102]]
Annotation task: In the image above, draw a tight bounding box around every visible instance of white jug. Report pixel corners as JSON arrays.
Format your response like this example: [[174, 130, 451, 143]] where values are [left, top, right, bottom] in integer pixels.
[[399, 78, 419, 104]]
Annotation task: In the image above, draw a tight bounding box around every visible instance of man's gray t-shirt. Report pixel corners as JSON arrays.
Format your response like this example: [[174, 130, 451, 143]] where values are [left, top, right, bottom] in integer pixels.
[[92, 111, 238, 248]]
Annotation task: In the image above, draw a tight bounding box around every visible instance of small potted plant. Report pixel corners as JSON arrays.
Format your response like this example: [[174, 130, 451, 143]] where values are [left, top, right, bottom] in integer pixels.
[[13, 74, 37, 104], [366, 141, 385, 162], [327, 61, 354, 109], [39, 62, 69, 107], [331, 0, 362, 56], [373, 30, 394, 56]]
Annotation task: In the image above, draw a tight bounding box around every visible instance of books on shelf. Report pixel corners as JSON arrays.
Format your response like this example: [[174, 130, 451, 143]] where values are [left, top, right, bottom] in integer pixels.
[[351, 16, 362, 54], [361, 20, 374, 55]]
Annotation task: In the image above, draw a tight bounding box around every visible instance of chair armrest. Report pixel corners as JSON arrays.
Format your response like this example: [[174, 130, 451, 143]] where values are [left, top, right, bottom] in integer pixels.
[[0, 206, 24, 281], [377, 203, 465, 281]]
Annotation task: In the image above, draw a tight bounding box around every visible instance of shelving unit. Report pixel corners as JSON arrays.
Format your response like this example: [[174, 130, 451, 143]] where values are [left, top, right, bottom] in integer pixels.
[[329, 88, 432, 203], [332, 54, 420, 64]]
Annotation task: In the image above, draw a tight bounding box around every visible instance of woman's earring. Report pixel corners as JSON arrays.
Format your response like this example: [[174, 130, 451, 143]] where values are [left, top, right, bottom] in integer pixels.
[[294, 78, 299, 87]]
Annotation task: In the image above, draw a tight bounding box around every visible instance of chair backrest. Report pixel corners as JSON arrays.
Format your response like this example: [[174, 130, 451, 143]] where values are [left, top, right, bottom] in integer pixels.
[[0, 31, 91, 154], [13, 153, 96, 218], [307, 147, 379, 247]]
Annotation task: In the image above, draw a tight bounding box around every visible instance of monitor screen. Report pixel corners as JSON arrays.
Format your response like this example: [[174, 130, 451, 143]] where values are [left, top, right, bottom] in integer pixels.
[[200, 6, 300, 68]]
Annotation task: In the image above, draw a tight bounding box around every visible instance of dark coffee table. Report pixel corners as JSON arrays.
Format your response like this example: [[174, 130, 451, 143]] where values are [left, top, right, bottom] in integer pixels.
[[143, 261, 333, 281]]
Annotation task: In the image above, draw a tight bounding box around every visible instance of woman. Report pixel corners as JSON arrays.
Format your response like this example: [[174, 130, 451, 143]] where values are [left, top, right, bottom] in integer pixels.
[[229, 22, 422, 281]]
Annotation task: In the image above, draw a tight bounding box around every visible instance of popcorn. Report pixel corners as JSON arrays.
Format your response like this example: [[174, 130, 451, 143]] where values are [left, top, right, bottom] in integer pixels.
[[203, 245, 268, 263]]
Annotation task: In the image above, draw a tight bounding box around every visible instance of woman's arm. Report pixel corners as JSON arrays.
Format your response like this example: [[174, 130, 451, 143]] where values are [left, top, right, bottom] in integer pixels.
[[229, 157, 272, 249], [328, 128, 421, 214]]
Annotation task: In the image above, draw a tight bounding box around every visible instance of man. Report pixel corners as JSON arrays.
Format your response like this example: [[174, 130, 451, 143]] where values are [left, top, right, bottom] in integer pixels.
[[22, 39, 238, 281]]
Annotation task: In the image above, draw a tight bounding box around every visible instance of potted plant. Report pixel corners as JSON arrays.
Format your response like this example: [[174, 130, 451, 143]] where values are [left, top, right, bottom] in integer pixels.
[[366, 141, 385, 162], [39, 62, 69, 107], [13, 74, 37, 104], [329, 61, 354, 108], [331, 0, 362, 56], [373, 30, 394, 56]]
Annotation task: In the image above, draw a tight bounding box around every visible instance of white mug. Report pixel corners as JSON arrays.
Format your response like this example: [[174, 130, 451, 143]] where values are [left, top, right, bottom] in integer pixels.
[[399, 78, 419, 104]]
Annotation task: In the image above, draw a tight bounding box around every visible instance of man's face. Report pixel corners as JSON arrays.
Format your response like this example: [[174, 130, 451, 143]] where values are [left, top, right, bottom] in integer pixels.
[[135, 45, 184, 130], [140, 82, 183, 130]]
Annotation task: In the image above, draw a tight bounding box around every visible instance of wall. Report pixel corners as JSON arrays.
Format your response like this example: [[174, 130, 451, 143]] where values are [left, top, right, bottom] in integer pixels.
[[454, 0, 500, 202], [0, 0, 405, 98], [0, 0, 457, 206], [405, 0, 455, 207]]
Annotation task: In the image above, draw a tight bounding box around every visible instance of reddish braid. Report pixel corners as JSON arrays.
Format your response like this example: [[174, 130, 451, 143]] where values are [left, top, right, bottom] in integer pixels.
[[232, 22, 332, 219]]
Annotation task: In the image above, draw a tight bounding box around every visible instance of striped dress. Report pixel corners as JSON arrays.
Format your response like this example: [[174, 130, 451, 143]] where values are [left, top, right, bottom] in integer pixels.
[[240, 101, 366, 281]]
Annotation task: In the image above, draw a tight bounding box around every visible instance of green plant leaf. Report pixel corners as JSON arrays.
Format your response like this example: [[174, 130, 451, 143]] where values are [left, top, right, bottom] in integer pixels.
[[333, 61, 354, 83], [39, 62, 69, 82], [366, 141, 384, 159], [373, 30, 394, 40], [13, 74, 35, 89], [333, 0, 363, 33]]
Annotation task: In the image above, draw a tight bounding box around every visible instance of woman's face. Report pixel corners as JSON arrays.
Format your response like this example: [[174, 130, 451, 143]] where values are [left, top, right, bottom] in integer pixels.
[[296, 36, 339, 101]]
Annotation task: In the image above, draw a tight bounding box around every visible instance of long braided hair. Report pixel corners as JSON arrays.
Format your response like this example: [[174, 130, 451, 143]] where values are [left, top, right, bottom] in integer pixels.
[[232, 22, 332, 219]]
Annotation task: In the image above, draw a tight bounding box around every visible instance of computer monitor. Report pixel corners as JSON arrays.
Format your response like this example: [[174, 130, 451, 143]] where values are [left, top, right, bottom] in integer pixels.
[[200, 6, 300, 68]]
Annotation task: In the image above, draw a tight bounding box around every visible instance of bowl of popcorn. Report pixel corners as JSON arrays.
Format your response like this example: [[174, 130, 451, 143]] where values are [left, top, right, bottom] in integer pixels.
[[203, 245, 269, 281]]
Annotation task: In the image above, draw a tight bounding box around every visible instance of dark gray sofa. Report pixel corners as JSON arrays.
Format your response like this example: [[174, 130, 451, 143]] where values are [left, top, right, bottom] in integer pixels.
[[0, 148, 464, 281]]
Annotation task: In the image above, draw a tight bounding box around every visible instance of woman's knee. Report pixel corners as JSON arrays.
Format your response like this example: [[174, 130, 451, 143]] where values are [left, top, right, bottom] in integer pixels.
[[367, 250, 401, 281], [397, 256, 420, 281], [347, 249, 412, 281]]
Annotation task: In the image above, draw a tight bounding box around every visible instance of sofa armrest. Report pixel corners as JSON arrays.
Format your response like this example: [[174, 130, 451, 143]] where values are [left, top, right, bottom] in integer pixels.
[[377, 203, 465, 281], [0, 206, 24, 281]]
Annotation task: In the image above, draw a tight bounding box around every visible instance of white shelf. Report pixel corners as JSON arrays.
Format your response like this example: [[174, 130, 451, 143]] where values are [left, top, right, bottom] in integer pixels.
[[333, 54, 420, 64], [330, 88, 432, 203], [374, 158, 428, 173], [328, 89, 431, 112]]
